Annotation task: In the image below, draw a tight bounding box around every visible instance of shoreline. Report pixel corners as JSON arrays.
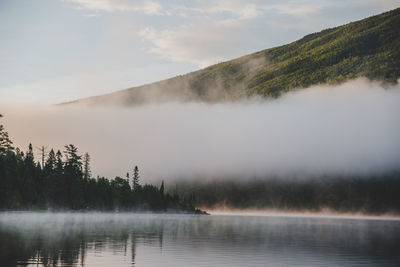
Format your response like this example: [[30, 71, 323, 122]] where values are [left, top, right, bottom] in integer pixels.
[[1, 209, 399, 220], [207, 209, 400, 220], [0, 209, 209, 215]]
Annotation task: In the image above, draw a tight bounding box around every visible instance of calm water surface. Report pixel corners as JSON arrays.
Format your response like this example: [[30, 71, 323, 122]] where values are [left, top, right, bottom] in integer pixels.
[[0, 212, 399, 266]]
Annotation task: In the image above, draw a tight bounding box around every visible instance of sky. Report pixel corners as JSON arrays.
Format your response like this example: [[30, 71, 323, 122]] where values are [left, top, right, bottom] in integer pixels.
[[0, 0, 399, 103]]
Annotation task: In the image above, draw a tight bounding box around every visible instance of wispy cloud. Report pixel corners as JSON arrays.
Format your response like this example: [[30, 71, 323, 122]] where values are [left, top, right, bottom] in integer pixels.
[[83, 13, 100, 18], [266, 2, 323, 17], [62, 0, 162, 14], [171, 0, 324, 19], [138, 25, 229, 68], [137, 0, 329, 67], [172, 1, 261, 20]]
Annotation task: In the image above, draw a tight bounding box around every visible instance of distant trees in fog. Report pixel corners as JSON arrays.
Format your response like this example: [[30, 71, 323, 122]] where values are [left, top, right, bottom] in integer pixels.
[[177, 174, 400, 214]]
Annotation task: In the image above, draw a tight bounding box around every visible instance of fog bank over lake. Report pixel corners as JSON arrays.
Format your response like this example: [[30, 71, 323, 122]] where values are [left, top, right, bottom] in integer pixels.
[[2, 78, 400, 180]]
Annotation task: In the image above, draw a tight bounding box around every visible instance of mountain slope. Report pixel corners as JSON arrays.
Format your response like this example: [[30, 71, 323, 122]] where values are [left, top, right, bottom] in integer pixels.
[[67, 8, 400, 106]]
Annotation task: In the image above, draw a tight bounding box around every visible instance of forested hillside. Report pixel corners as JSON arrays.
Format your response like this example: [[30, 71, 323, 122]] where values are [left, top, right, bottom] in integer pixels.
[[67, 8, 400, 106]]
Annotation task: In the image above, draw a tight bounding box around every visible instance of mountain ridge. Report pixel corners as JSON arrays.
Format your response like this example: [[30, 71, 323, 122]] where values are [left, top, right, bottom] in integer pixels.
[[65, 8, 400, 106]]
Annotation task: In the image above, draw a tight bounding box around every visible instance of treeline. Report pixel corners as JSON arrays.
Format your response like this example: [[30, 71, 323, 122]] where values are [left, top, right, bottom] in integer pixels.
[[3, 112, 400, 215], [0, 115, 201, 212], [177, 174, 400, 214]]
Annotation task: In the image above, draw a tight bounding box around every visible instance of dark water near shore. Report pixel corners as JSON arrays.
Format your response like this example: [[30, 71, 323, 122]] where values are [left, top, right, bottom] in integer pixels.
[[0, 212, 399, 266]]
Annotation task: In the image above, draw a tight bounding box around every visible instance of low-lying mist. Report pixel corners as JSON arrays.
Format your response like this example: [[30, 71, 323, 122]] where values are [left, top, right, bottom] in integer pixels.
[[2, 78, 400, 182]]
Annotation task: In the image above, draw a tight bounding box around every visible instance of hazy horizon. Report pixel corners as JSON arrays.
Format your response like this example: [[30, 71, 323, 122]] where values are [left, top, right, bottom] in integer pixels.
[[2, 78, 399, 182]]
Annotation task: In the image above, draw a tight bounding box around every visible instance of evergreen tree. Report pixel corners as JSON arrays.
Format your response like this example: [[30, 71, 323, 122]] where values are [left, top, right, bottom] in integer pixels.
[[63, 144, 83, 208], [22, 143, 37, 206], [83, 152, 91, 180], [133, 166, 140, 189], [63, 144, 82, 176], [45, 149, 56, 173], [0, 115, 14, 155], [56, 150, 63, 173], [160, 180, 164, 196], [24, 143, 34, 166]]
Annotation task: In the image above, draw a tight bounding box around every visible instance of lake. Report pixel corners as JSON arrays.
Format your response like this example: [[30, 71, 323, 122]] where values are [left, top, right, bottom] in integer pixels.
[[0, 212, 399, 266]]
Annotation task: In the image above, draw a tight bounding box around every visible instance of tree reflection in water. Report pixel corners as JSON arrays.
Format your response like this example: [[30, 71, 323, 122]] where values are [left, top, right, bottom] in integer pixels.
[[1, 213, 400, 267], [0, 213, 166, 266]]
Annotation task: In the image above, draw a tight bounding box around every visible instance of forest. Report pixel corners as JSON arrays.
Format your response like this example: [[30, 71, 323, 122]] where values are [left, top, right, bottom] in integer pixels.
[[0, 114, 203, 213], [177, 173, 400, 215], [2, 112, 400, 215]]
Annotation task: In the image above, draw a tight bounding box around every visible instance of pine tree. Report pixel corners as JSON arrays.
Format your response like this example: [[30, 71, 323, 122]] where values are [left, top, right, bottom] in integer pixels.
[[160, 180, 164, 196], [63, 144, 82, 176], [63, 144, 83, 209], [133, 166, 140, 189], [83, 152, 91, 180], [0, 115, 14, 155], [56, 150, 63, 173], [24, 143, 35, 166], [45, 149, 56, 173]]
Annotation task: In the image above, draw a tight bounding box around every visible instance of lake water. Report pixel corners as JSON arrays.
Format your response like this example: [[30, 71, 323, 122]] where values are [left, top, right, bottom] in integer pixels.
[[0, 212, 399, 267]]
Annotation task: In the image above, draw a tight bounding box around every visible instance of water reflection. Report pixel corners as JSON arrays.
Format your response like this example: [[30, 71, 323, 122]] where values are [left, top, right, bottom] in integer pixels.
[[0, 213, 400, 266]]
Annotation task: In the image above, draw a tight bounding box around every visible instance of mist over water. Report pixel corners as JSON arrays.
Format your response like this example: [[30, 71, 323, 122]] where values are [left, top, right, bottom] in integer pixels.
[[1, 212, 400, 266], [2, 78, 400, 181]]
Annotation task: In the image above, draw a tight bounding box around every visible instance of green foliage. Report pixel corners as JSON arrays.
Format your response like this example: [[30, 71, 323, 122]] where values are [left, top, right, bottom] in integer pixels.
[[76, 8, 400, 105], [200, 8, 400, 99]]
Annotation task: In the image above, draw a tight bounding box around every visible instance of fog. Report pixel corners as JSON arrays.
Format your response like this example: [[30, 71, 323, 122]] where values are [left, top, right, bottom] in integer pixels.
[[2, 78, 400, 182]]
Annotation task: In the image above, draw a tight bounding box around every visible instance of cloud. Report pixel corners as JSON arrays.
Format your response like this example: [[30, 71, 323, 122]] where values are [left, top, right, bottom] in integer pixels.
[[135, 0, 338, 68], [136, 1, 325, 68], [268, 2, 323, 17], [2, 79, 400, 181], [172, 0, 324, 19], [176, 1, 261, 20], [83, 13, 101, 18], [62, 0, 162, 14], [138, 25, 232, 68]]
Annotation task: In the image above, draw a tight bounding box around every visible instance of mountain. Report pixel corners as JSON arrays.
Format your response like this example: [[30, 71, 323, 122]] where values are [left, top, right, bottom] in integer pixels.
[[66, 8, 400, 106]]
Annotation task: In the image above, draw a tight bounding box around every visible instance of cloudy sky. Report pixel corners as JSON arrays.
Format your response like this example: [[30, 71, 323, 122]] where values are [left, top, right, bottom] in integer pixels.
[[1, 0, 398, 103]]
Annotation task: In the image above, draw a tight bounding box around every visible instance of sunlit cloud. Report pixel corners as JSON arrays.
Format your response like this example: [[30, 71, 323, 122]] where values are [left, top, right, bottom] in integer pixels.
[[138, 25, 229, 68], [62, 0, 162, 14], [171, 0, 324, 19]]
